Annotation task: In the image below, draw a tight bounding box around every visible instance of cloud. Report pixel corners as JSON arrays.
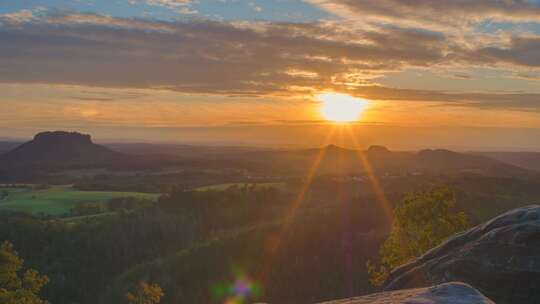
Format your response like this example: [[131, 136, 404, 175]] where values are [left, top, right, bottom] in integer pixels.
[[0, 7, 47, 25], [514, 71, 540, 80], [249, 2, 263, 13], [346, 86, 540, 112], [462, 35, 540, 67], [0, 11, 539, 112], [145, 0, 198, 14], [146, 0, 192, 8], [308, 0, 540, 30], [0, 13, 450, 95], [1, 9, 36, 24]]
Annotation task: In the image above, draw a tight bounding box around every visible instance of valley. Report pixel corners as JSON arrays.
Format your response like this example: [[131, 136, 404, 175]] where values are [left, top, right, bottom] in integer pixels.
[[0, 131, 539, 303]]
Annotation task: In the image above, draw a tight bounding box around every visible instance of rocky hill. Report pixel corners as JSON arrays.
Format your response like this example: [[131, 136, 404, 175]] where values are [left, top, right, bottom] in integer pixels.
[[0, 131, 123, 165], [318, 205, 540, 304], [383, 204, 540, 303]]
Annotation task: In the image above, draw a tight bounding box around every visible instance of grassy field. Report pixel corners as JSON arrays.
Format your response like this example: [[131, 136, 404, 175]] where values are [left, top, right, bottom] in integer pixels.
[[0, 185, 159, 216], [194, 182, 286, 191]]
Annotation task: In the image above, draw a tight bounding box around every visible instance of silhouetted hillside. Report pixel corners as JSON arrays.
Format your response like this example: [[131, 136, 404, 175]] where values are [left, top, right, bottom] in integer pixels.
[[474, 152, 540, 172], [0, 141, 21, 155], [245, 145, 530, 177], [0, 131, 123, 165]]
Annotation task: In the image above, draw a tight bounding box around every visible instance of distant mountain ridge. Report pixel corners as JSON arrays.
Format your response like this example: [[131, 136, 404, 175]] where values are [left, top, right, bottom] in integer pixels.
[[0, 131, 123, 165], [0, 131, 534, 182], [473, 152, 540, 172], [247, 144, 532, 177]]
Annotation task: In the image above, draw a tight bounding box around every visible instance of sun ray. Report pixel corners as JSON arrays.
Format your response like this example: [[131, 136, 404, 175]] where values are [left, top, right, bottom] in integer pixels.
[[345, 126, 394, 224], [257, 125, 338, 285]]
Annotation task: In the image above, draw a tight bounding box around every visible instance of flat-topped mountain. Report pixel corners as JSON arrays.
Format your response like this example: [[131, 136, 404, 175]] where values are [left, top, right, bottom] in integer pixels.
[[0, 131, 123, 165]]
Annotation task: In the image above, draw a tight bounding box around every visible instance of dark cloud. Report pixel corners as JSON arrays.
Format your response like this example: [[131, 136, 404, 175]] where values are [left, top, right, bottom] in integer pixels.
[[350, 86, 540, 112], [463, 36, 540, 67], [0, 13, 451, 95], [0, 11, 539, 112]]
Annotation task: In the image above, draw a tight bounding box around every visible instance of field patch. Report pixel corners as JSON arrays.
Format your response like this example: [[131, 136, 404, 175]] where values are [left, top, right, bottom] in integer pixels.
[[0, 185, 159, 216]]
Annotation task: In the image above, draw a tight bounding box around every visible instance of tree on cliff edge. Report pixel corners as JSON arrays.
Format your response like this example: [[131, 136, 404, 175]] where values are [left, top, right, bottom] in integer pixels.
[[368, 186, 469, 286]]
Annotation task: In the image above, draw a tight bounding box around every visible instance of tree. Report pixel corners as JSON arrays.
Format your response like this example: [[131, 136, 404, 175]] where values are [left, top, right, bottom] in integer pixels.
[[126, 281, 164, 304], [368, 186, 469, 286], [0, 241, 49, 304]]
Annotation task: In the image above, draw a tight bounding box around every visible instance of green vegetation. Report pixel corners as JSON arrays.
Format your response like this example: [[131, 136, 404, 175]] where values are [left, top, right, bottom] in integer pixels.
[[368, 186, 470, 286], [0, 174, 537, 304], [194, 182, 286, 192], [102, 187, 388, 304], [126, 282, 163, 304], [0, 185, 159, 216], [0, 241, 49, 304]]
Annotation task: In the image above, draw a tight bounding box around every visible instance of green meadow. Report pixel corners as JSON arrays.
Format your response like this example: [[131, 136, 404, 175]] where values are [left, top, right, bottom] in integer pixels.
[[0, 185, 159, 216]]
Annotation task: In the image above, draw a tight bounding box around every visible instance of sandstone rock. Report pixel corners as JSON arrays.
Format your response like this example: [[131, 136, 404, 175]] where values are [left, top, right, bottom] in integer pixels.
[[318, 282, 494, 304], [384, 205, 540, 304]]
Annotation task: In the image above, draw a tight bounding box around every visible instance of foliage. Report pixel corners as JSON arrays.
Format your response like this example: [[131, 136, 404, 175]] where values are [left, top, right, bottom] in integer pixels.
[[108, 197, 154, 212], [368, 186, 469, 286], [104, 191, 389, 304], [0, 241, 49, 304], [1, 174, 537, 304], [0, 185, 159, 216], [126, 282, 164, 304]]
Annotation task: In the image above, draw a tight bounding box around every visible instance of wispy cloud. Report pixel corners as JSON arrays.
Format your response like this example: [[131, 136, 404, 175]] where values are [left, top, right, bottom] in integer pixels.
[[0, 10, 539, 112], [145, 0, 198, 14], [308, 0, 540, 30]]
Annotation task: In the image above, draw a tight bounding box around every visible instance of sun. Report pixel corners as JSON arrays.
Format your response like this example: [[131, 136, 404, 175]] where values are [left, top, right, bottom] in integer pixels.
[[318, 93, 368, 123]]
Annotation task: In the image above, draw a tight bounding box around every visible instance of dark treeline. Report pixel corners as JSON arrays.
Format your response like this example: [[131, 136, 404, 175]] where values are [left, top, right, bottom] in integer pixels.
[[0, 185, 390, 304], [0, 187, 287, 303], [1, 174, 540, 303], [0, 208, 198, 303]]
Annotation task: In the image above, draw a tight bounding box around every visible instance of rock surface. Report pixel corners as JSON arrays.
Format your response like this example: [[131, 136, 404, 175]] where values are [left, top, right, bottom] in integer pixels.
[[318, 282, 494, 304], [384, 205, 540, 304]]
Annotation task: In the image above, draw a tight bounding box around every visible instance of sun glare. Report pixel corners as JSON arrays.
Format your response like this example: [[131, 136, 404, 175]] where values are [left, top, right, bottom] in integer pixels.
[[318, 93, 368, 123]]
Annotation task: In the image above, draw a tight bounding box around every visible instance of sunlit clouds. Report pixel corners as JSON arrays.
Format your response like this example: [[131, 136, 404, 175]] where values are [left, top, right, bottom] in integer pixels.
[[1, 10, 539, 97], [0, 1, 540, 146], [308, 0, 540, 30]]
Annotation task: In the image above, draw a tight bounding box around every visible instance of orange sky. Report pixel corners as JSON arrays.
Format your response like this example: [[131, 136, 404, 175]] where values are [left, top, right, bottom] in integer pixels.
[[1, 1, 540, 149]]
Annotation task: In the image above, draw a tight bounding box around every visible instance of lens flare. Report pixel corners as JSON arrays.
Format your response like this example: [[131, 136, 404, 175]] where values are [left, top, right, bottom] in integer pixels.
[[213, 270, 261, 304]]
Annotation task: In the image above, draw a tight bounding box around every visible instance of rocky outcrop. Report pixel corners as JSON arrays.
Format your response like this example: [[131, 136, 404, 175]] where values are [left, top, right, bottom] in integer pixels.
[[318, 282, 494, 304], [384, 205, 540, 304]]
